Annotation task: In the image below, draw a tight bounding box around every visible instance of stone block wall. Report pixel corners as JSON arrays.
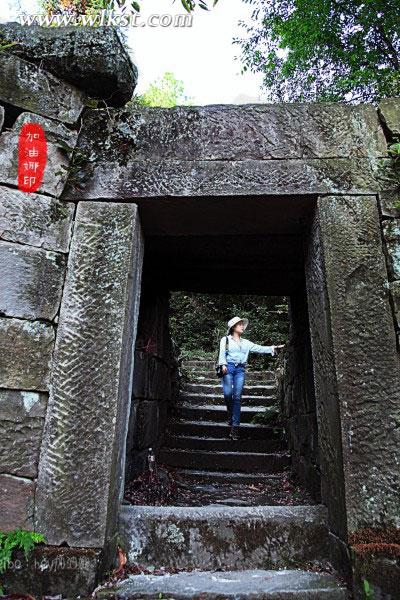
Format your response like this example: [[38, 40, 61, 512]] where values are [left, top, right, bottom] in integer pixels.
[[278, 284, 321, 501], [378, 99, 400, 342], [0, 123, 76, 533], [0, 24, 140, 595], [125, 284, 180, 481]]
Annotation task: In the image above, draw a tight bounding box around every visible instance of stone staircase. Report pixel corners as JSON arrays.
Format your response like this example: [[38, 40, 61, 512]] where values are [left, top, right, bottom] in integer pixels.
[[113, 358, 349, 599], [159, 358, 291, 483]]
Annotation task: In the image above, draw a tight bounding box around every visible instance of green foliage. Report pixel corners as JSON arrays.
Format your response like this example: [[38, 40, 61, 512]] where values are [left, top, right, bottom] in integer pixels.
[[252, 405, 280, 424], [235, 0, 400, 103], [0, 528, 45, 594], [0, 37, 18, 53], [129, 72, 193, 108], [363, 578, 375, 599], [40, 0, 219, 17], [169, 291, 289, 370]]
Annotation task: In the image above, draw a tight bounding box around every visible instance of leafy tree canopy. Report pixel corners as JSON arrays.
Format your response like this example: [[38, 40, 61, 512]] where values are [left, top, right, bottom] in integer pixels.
[[41, 0, 219, 15], [129, 71, 193, 107], [235, 0, 400, 103]]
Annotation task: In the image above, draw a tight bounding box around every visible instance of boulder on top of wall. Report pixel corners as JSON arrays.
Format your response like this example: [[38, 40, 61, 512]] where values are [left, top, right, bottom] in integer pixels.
[[0, 23, 138, 107], [379, 97, 400, 140], [0, 52, 86, 124], [0, 112, 78, 197]]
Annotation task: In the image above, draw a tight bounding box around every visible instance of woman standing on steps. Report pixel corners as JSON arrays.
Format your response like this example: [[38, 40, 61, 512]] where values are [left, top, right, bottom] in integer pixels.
[[217, 316, 285, 441]]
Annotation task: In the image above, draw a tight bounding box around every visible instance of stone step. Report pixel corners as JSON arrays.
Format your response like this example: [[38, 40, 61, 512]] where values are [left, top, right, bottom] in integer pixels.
[[118, 504, 334, 571], [159, 448, 291, 473], [173, 403, 280, 424], [184, 359, 217, 369], [168, 419, 284, 439], [164, 433, 286, 453], [100, 568, 348, 599], [174, 468, 290, 485], [180, 392, 277, 406], [183, 381, 276, 396], [187, 369, 276, 381]]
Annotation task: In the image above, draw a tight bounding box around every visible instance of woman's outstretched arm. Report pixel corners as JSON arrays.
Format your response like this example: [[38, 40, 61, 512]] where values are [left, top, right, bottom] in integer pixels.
[[248, 341, 276, 356]]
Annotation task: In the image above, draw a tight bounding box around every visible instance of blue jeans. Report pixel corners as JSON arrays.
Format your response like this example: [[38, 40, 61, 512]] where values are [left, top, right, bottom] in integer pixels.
[[221, 362, 246, 426]]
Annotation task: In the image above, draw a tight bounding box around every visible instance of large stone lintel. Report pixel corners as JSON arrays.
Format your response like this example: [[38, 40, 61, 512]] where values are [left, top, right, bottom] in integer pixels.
[[306, 194, 400, 536], [77, 103, 388, 164], [35, 201, 144, 547], [64, 157, 394, 200]]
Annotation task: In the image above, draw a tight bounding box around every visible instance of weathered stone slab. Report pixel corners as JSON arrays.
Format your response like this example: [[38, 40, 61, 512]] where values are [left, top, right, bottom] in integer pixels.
[[0, 52, 85, 123], [119, 504, 331, 570], [305, 195, 400, 536], [103, 569, 348, 599], [0, 23, 138, 107], [0, 389, 47, 477], [0, 241, 66, 320], [378, 97, 400, 139], [0, 317, 55, 390], [35, 202, 144, 547], [3, 545, 102, 598], [0, 112, 78, 197], [0, 186, 74, 252], [65, 157, 394, 200], [0, 474, 34, 531], [382, 219, 400, 280], [0, 186, 75, 252], [77, 103, 387, 164]]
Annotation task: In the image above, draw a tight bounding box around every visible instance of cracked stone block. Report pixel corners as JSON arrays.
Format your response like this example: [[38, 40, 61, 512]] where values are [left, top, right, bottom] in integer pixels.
[[305, 195, 400, 536], [0, 317, 55, 390], [379, 97, 400, 140], [0, 112, 78, 197], [0, 389, 47, 477], [0, 23, 137, 107], [35, 201, 144, 547], [382, 219, 400, 280], [0, 474, 35, 531], [0, 241, 67, 320], [0, 52, 86, 124], [0, 186, 74, 252]]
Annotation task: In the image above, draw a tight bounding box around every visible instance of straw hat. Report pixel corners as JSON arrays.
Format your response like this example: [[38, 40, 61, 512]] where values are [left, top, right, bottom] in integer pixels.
[[226, 316, 249, 336]]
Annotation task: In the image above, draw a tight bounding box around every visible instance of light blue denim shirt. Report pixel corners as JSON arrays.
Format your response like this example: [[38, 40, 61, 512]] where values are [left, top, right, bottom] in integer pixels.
[[218, 334, 276, 366]]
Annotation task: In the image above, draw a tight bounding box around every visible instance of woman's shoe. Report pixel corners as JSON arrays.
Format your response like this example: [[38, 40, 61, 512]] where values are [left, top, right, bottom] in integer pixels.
[[230, 426, 240, 440]]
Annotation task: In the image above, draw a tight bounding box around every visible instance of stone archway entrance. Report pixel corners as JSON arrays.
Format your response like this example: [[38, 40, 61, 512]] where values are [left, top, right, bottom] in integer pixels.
[[2, 95, 399, 595]]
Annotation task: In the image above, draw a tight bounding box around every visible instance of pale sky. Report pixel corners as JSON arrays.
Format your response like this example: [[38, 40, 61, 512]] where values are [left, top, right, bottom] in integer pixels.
[[1, 0, 267, 104]]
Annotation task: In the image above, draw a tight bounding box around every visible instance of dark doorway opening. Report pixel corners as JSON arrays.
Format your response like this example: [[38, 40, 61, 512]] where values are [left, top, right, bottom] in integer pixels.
[[123, 193, 320, 507]]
